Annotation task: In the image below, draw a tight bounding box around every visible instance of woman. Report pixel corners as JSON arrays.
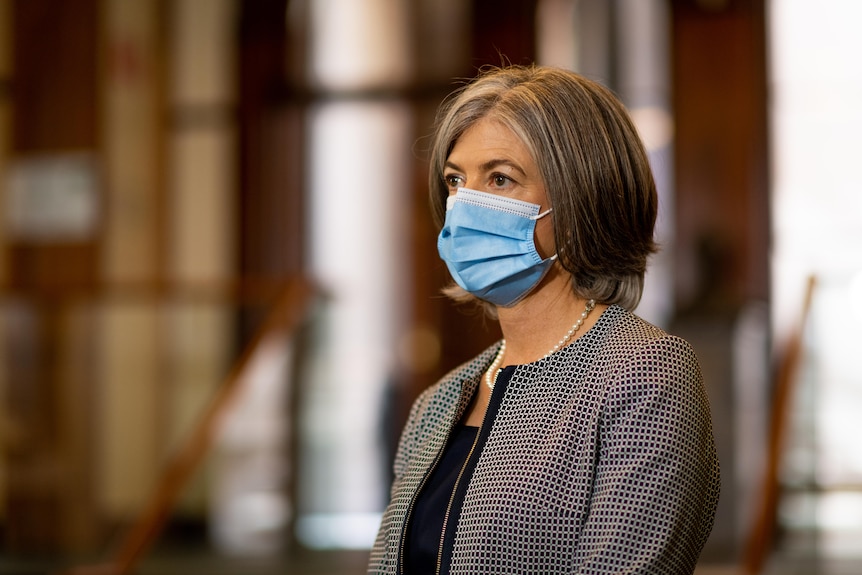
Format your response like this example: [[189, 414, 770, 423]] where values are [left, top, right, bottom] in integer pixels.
[[368, 65, 720, 575]]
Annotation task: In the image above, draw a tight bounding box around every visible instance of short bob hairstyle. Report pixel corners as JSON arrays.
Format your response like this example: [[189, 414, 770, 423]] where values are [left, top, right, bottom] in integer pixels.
[[429, 65, 658, 311]]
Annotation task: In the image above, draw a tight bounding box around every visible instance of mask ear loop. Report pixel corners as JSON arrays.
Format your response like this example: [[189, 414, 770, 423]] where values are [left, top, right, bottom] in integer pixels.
[[530, 208, 559, 261]]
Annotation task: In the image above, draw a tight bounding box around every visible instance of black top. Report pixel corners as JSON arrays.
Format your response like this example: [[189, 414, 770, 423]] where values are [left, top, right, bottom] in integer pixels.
[[404, 366, 516, 575]]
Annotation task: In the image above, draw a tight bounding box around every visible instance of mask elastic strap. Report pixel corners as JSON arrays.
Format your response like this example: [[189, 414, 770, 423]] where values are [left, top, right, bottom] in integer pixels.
[[531, 208, 553, 220], [533, 209, 556, 263]]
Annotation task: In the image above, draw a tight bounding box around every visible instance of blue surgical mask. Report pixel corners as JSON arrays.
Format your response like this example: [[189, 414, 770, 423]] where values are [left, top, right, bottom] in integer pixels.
[[437, 187, 557, 307]]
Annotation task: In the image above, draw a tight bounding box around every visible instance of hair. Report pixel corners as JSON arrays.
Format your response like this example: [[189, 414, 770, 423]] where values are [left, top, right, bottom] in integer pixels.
[[429, 64, 658, 312]]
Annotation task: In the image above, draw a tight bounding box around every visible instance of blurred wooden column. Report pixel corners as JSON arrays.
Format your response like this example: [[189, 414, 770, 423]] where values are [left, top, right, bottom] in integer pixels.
[[671, 0, 769, 312], [670, 0, 769, 561], [0, 1, 10, 285], [2, 0, 101, 551], [238, 0, 303, 339], [234, 0, 301, 549], [0, 0, 11, 524]]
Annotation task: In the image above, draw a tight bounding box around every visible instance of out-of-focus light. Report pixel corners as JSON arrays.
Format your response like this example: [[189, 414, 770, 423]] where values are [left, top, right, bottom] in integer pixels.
[[212, 490, 291, 554], [397, 324, 442, 374], [296, 512, 382, 549], [849, 271, 862, 321], [629, 106, 673, 152], [307, 0, 411, 91], [536, 0, 577, 71]]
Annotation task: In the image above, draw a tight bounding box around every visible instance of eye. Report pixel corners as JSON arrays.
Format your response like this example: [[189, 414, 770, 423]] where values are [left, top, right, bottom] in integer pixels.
[[491, 173, 513, 188], [444, 173, 464, 189]]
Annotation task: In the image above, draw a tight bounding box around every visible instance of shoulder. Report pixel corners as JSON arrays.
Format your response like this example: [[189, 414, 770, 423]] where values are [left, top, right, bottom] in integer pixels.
[[595, 304, 680, 343], [584, 306, 710, 428], [586, 305, 700, 372], [573, 306, 705, 411]]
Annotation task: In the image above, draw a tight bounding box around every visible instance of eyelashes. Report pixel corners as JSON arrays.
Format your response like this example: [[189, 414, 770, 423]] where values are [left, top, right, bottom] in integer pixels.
[[442, 172, 517, 191]]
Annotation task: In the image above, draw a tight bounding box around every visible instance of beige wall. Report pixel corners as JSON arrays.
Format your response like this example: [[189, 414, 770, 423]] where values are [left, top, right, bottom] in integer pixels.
[[97, 0, 237, 519], [164, 0, 237, 514], [98, 0, 165, 518]]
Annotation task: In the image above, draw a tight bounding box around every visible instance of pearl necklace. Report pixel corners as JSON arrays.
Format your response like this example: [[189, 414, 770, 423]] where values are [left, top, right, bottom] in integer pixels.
[[484, 299, 596, 390]]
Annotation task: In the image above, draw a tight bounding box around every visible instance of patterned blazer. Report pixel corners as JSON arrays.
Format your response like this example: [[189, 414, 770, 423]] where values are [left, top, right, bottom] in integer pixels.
[[368, 305, 721, 574]]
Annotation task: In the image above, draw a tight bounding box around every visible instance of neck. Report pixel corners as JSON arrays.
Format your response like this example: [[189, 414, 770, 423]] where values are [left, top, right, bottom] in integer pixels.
[[495, 278, 605, 367]]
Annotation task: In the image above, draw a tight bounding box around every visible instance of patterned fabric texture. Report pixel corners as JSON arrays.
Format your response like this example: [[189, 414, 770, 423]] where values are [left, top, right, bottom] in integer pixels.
[[368, 305, 721, 575]]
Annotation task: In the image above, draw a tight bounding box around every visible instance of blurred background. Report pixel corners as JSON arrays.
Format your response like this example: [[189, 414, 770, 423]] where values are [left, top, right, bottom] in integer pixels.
[[0, 0, 860, 573]]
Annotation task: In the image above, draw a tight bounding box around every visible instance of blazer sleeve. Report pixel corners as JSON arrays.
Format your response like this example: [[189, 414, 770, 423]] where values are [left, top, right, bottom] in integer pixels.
[[572, 335, 721, 575], [368, 384, 437, 574], [390, 385, 435, 484]]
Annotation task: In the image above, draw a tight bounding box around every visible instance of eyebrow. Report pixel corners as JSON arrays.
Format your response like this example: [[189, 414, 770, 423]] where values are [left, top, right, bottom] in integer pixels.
[[444, 158, 527, 178]]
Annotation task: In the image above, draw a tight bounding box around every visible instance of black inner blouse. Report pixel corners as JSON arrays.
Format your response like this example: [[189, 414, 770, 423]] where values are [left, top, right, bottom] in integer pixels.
[[404, 365, 517, 575]]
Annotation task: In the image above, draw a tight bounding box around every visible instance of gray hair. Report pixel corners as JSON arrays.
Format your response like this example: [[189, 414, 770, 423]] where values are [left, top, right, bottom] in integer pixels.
[[429, 65, 658, 313]]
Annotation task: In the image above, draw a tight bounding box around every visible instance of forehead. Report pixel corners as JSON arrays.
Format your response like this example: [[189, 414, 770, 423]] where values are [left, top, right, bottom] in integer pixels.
[[447, 116, 534, 166]]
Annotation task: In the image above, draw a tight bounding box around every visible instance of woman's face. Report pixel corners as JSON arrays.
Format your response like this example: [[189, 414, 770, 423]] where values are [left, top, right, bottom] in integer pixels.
[[443, 116, 555, 259]]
